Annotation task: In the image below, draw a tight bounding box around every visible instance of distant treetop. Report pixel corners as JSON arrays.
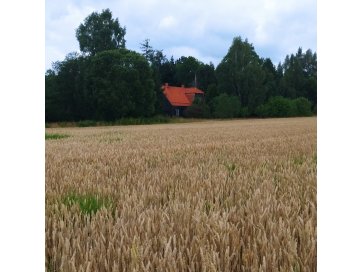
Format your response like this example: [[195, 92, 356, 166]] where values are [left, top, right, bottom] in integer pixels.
[[76, 8, 126, 55]]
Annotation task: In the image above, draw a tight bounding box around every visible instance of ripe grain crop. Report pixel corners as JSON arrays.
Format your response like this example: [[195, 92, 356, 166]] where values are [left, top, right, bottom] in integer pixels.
[[46, 117, 316, 271]]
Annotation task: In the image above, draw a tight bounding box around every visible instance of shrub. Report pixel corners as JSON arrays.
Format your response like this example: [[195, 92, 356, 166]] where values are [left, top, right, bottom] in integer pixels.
[[240, 107, 250, 118], [256, 96, 314, 118], [267, 96, 295, 117], [184, 98, 210, 118], [255, 104, 268, 117], [293, 97, 313, 116], [212, 93, 241, 118]]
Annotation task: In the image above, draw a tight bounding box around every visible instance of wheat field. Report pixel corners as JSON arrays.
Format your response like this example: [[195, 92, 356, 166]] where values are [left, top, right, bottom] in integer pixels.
[[46, 117, 316, 271]]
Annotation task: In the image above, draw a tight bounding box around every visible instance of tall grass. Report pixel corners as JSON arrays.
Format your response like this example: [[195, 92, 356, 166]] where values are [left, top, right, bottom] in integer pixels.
[[62, 192, 114, 215], [46, 117, 316, 271]]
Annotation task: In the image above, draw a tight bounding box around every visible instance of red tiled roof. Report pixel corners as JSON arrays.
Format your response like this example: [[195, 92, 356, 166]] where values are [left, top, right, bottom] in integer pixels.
[[162, 84, 204, 107]]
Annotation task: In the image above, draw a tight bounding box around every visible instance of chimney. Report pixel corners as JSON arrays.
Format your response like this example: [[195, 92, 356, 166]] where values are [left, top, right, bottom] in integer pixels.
[[181, 84, 185, 88], [165, 83, 168, 87]]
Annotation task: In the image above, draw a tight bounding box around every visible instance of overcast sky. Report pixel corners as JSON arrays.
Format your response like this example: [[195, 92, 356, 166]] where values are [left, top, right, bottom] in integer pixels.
[[45, 0, 316, 70]]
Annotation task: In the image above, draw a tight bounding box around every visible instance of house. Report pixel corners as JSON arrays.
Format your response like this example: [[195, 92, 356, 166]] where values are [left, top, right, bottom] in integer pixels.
[[162, 83, 204, 116]]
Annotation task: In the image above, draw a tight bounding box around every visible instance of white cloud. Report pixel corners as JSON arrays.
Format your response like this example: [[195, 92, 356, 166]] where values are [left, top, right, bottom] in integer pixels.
[[45, 0, 316, 69], [164, 46, 220, 65], [166, 46, 201, 59], [45, 1, 97, 67], [159, 16, 177, 29]]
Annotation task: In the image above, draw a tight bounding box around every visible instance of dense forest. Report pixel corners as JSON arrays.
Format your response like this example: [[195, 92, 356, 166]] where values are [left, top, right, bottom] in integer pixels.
[[46, 9, 317, 122]]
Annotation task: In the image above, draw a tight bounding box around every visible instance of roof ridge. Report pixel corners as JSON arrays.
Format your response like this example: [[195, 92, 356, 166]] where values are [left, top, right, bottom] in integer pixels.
[[163, 84, 204, 107]]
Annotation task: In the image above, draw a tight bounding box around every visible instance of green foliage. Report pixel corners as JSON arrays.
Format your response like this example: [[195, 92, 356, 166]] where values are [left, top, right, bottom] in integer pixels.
[[175, 56, 201, 87], [140, 38, 154, 63], [212, 93, 241, 118], [46, 48, 156, 122], [216, 37, 266, 112], [256, 96, 313, 118], [272, 96, 296, 117], [46, 116, 203, 128], [262, 58, 280, 100], [203, 201, 212, 215], [159, 57, 177, 86], [140, 39, 170, 115], [293, 156, 305, 166], [76, 117, 170, 127], [205, 83, 219, 103], [224, 162, 236, 173], [184, 97, 210, 118], [76, 8, 126, 55], [240, 107, 250, 117], [110, 115, 171, 126], [45, 133, 69, 140], [45, 69, 60, 122], [62, 192, 113, 215], [77, 120, 98, 127], [88, 49, 155, 120], [45, 53, 91, 122], [280, 48, 317, 107], [256, 96, 295, 117], [196, 63, 217, 92], [293, 97, 312, 116], [255, 104, 268, 117]]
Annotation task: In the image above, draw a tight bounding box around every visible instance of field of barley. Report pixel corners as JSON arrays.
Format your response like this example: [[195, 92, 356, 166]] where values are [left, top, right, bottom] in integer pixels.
[[46, 117, 316, 272]]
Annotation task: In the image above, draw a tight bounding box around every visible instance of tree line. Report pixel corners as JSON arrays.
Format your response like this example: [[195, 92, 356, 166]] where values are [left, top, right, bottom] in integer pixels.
[[46, 8, 317, 122]]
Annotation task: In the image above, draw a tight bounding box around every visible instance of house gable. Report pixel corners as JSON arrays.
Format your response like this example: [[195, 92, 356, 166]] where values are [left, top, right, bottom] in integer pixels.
[[162, 83, 204, 107]]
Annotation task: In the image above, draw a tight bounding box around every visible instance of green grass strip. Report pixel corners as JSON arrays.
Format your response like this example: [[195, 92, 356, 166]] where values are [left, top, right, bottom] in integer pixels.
[[45, 133, 70, 140]]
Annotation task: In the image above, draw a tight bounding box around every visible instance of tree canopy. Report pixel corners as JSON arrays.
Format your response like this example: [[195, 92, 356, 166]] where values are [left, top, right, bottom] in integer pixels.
[[76, 8, 126, 56], [86, 49, 155, 120], [46, 49, 154, 121], [216, 37, 266, 113]]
